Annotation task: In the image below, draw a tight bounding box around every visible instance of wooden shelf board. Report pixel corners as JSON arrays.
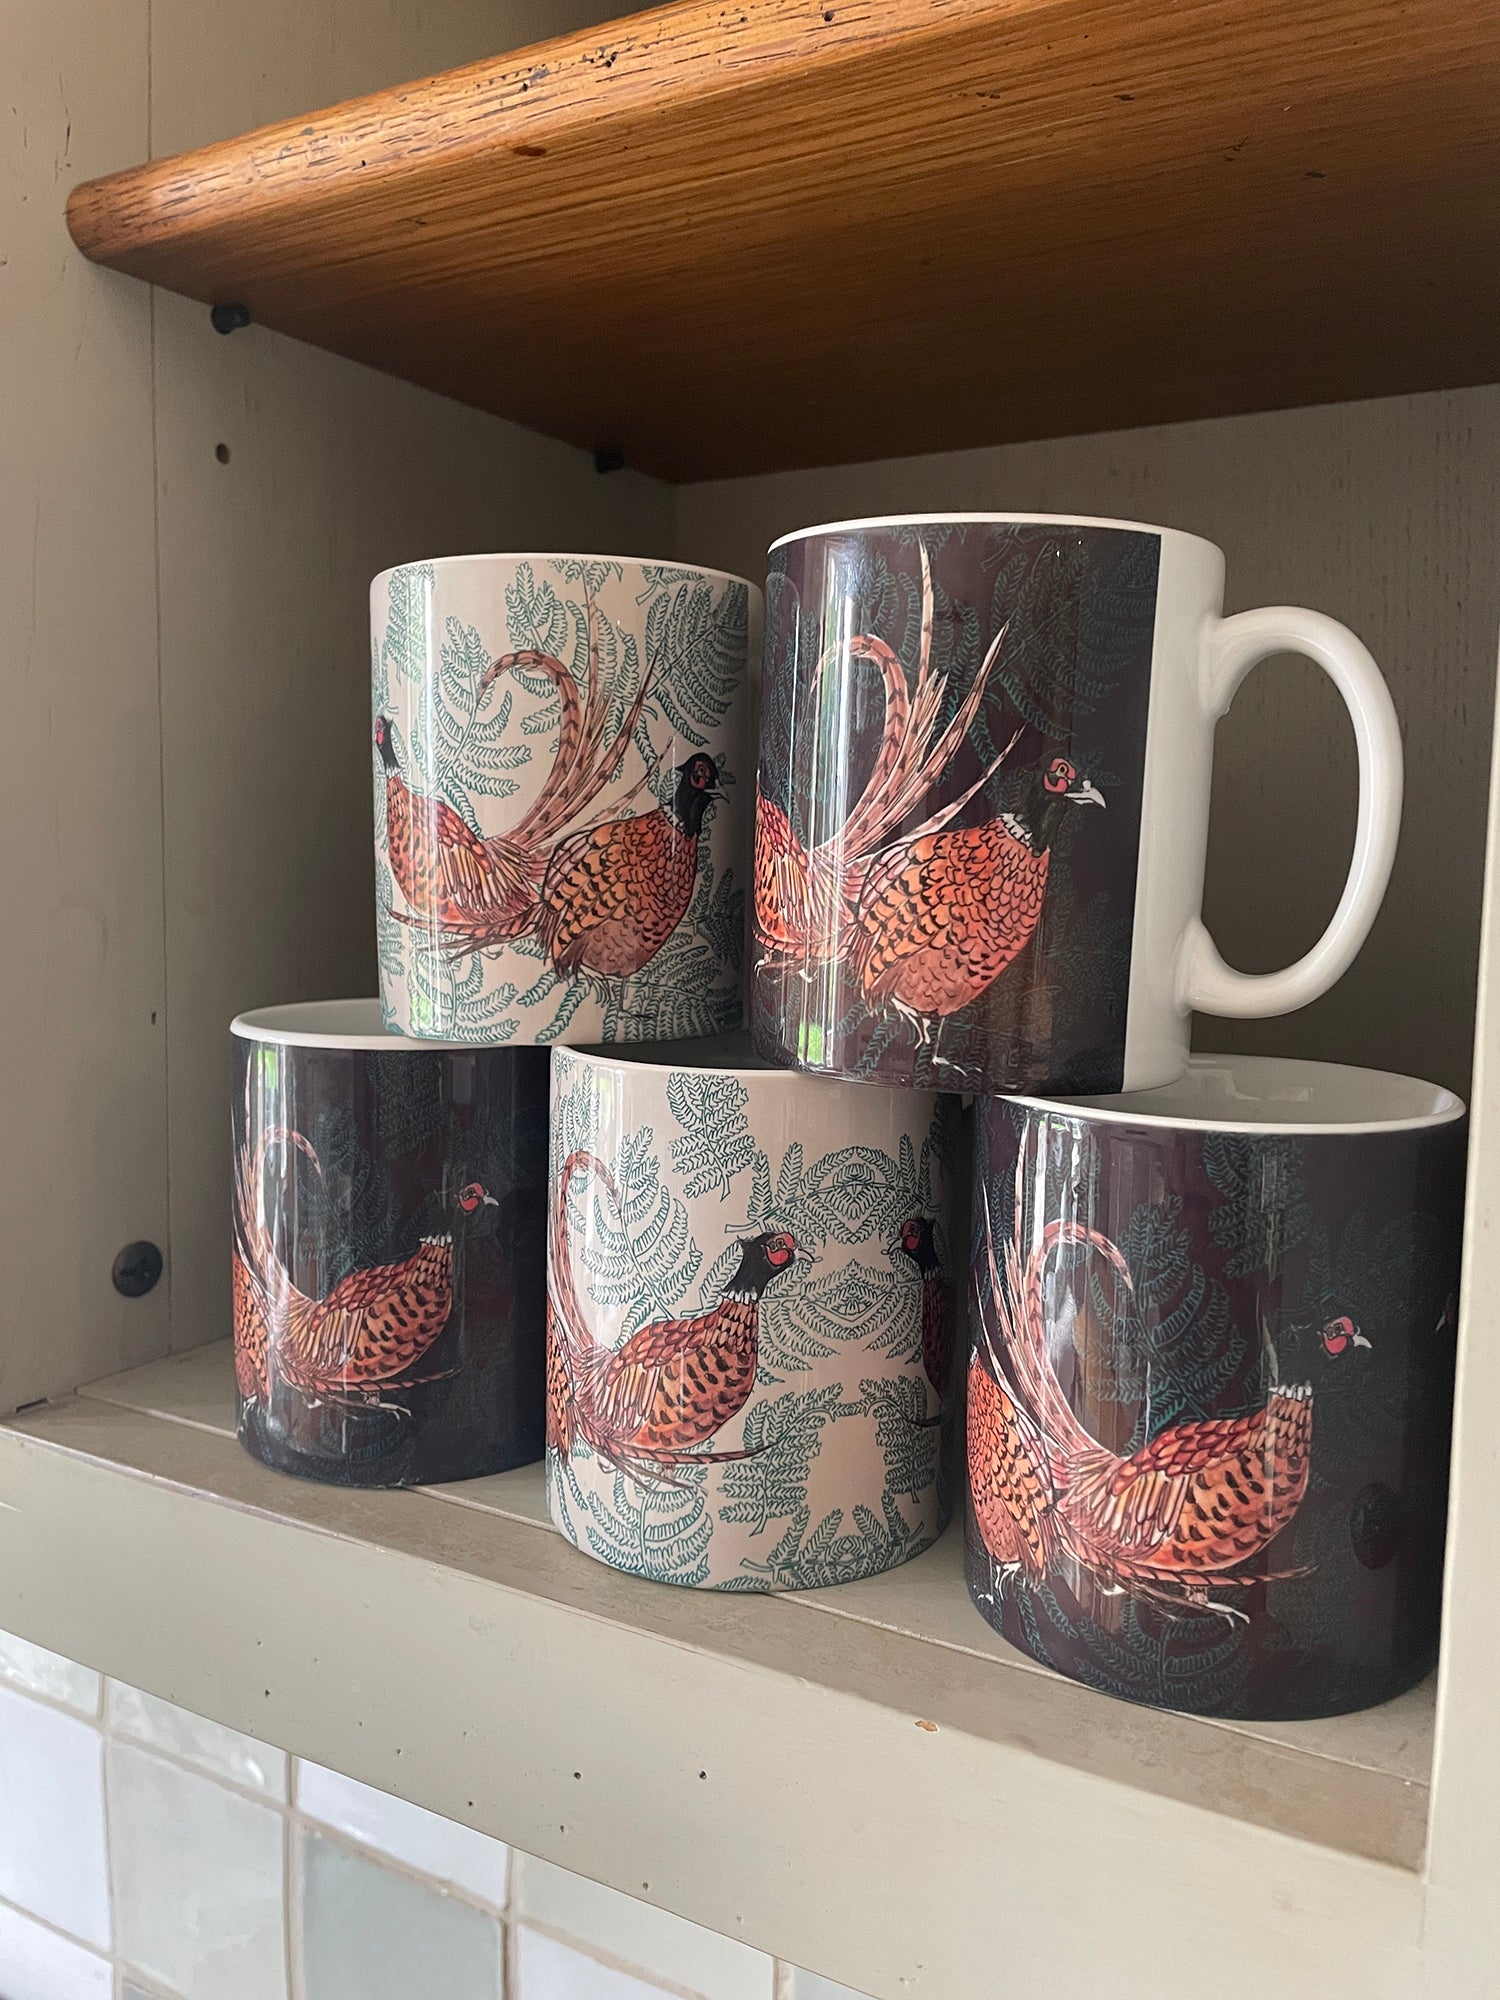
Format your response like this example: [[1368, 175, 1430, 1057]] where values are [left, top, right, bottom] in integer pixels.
[[1, 1344, 1431, 1888], [64, 0, 1500, 481]]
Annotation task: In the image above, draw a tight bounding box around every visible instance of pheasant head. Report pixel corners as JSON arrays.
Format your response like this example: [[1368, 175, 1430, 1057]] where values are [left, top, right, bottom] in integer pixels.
[[667, 754, 722, 838]]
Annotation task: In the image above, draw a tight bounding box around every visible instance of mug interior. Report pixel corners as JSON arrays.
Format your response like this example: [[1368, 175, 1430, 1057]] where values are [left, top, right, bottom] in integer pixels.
[[767, 511, 1221, 558], [231, 998, 476, 1052], [371, 552, 758, 594], [1042, 1054, 1463, 1134], [569, 1029, 780, 1074]]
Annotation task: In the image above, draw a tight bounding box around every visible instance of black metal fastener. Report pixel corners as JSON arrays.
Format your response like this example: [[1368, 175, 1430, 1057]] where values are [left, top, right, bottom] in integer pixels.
[[210, 302, 252, 335], [593, 446, 626, 474], [112, 1241, 164, 1298]]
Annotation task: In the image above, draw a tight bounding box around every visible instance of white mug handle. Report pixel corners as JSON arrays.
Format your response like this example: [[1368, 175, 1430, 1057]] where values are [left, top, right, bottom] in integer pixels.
[[1177, 606, 1403, 1019]]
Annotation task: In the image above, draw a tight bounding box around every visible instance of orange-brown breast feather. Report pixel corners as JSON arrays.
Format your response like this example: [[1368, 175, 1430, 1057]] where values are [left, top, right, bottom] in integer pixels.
[[1062, 1392, 1314, 1579], [386, 769, 507, 919], [232, 1250, 270, 1402], [967, 1362, 1059, 1581], [541, 809, 697, 979], [545, 1297, 574, 1456], [294, 1239, 454, 1389], [753, 797, 808, 952], [854, 822, 1049, 1016], [592, 1297, 759, 1450]]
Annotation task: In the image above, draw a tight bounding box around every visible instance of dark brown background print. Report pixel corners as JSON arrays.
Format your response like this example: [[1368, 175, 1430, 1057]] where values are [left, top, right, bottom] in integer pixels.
[[967, 1096, 1465, 1719], [752, 520, 1160, 1095]]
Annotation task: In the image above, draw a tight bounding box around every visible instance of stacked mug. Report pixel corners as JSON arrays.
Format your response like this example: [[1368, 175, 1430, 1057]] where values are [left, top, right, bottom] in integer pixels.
[[228, 517, 1465, 1722], [232, 551, 961, 1601], [752, 514, 1463, 1718]]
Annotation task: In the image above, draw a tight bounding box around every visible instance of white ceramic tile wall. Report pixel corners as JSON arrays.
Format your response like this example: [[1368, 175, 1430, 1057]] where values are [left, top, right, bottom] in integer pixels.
[[0, 1628, 876, 2000], [0, 1900, 110, 2000], [297, 1760, 510, 1906], [516, 1853, 775, 1999], [0, 1681, 110, 1948], [0, 1634, 101, 1715], [107, 1741, 288, 2000], [782, 1971, 873, 2000], [107, 1682, 287, 1798]]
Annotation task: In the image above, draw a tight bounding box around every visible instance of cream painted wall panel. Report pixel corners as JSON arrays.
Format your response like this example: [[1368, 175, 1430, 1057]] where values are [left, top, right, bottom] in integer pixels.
[[152, 302, 671, 1347], [140, 0, 672, 1359], [0, 0, 167, 1410], [1424, 628, 1500, 1994], [673, 390, 1500, 1095]]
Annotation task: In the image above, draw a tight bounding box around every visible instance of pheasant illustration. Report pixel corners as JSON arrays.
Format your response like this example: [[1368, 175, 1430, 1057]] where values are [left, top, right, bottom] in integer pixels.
[[538, 754, 721, 981], [233, 1117, 497, 1416], [895, 1215, 951, 1425], [969, 1184, 1368, 1622], [379, 584, 670, 967], [853, 753, 1104, 1061], [754, 547, 1015, 975], [548, 1148, 799, 1482], [375, 713, 519, 933]]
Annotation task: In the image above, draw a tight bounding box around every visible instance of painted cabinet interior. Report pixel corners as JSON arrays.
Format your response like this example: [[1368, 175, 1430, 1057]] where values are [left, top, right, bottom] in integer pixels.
[[5, 0, 1500, 1994]]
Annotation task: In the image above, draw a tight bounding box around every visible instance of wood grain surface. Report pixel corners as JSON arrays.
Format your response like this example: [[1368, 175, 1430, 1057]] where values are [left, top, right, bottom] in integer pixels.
[[65, 0, 1500, 480]]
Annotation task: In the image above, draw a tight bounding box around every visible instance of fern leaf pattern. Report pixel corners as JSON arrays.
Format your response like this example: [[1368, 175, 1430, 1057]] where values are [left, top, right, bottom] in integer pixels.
[[374, 558, 753, 1044], [546, 1047, 963, 1588]]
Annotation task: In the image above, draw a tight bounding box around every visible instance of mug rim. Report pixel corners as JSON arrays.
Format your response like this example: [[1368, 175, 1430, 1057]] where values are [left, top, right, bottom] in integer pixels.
[[767, 512, 1221, 557], [231, 998, 485, 1053], [370, 552, 761, 596], [556, 1032, 939, 1099], [1014, 1053, 1465, 1137]]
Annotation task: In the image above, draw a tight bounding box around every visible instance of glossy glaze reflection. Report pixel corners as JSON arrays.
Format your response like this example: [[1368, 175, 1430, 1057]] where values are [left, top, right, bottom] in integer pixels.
[[966, 1071, 1465, 1719]]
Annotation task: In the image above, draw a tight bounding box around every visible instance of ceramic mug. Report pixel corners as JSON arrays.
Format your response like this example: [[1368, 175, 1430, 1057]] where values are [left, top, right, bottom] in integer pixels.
[[546, 1033, 962, 1589], [752, 514, 1403, 1095], [967, 1055, 1465, 1719], [373, 553, 759, 1046], [231, 1000, 550, 1486]]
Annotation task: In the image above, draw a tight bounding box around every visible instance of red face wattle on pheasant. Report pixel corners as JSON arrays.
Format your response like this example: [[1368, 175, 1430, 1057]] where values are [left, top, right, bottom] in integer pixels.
[[1043, 755, 1106, 807], [456, 1181, 498, 1213], [1320, 1315, 1371, 1356]]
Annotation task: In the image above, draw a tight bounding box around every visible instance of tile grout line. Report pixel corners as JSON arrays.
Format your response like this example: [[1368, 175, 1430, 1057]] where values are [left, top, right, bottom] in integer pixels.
[[0, 1884, 110, 1966], [0, 1673, 104, 1727], [102, 1711, 289, 1814], [512, 1912, 765, 2000], [98, 1711, 118, 1964], [286, 1812, 303, 2000], [0, 1701, 808, 2000], [291, 1817, 510, 1923]]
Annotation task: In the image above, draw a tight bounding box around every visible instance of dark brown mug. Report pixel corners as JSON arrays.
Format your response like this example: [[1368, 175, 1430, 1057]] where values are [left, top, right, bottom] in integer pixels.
[[967, 1055, 1465, 1720], [230, 1000, 549, 1486], [752, 514, 1401, 1096]]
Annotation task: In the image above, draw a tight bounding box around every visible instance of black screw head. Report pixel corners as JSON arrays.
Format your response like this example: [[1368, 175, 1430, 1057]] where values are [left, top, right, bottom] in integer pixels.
[[593, 446, 626, 475], [210, 302, 252, 335], [112, 1241, 164, 1298]]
